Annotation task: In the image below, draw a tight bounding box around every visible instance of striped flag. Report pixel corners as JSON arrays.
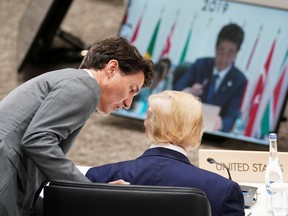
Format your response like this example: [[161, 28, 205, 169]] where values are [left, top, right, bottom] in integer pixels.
[[144, 16, 161, 60], [260, 48, 288, 136], [272, 48, 288, 122], [244, 38, 277, 137], [240, 26, 262, 114], [272, 65, 288, 127]]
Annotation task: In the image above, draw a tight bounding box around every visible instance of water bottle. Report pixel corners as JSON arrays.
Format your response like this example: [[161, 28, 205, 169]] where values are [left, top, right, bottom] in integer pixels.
[[234, 116, 245, 135], [265, 133, 284, 215]]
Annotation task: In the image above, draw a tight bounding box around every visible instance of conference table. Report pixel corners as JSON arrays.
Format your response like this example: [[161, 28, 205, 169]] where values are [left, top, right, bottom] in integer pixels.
[[240, 182, 266, 215]]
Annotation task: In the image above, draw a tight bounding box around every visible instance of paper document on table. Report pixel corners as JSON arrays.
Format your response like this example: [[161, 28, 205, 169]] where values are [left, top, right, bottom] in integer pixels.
[[202, 103, 220, 131]]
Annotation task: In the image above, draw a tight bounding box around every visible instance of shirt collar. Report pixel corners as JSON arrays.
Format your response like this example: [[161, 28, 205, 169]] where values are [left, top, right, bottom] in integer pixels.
[[83, 69, 94, 78], [149, 143, 187, 156], [213, 64, 231, 80]]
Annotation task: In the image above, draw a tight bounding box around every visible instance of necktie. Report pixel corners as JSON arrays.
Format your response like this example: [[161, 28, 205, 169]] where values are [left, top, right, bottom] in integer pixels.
[[207, 74, 219, 102]]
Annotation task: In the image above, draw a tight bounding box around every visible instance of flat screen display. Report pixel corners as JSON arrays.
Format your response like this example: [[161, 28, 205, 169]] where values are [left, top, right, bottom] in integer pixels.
[[114, 0, 288, 145]]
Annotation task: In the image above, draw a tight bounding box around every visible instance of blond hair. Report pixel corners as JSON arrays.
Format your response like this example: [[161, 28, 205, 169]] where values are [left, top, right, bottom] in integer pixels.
[[145, 90, 204, 150]]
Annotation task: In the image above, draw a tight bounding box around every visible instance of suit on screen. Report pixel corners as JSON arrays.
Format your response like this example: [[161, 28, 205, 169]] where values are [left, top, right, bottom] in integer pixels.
[[173, 57, 247, 132]]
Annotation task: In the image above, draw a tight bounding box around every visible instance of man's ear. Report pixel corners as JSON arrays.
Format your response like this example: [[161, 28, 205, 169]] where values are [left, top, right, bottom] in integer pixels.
[[106, 59, 119, 78]]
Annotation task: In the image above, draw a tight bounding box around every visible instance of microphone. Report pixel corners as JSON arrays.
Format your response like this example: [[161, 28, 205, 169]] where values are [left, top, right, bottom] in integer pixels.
[[207, 157, 258, 207], [207, 157, 232, 180]]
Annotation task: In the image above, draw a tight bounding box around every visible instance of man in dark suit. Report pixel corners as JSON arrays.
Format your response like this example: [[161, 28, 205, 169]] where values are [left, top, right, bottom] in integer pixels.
[[86, 90, 245, 216], [0, 37, 154, 216], [173, 23, 247, 132]]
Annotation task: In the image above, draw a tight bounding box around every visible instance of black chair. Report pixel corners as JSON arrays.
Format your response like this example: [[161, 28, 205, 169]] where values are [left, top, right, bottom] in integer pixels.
[[43, 180, 212, 216], [172, 61, 191, 87]]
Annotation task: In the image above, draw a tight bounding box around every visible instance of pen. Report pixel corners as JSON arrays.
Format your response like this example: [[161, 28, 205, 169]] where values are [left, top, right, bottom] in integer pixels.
[[247, 212, 252, 216], [202, 78, 208, 86]]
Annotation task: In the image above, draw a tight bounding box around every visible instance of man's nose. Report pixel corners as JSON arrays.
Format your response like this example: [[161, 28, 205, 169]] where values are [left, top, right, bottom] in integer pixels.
[[123, 96, 134, 109]]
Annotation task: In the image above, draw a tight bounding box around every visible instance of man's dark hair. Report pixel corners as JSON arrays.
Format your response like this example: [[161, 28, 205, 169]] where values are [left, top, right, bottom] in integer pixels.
[[216, 23, 244, 51], [79, 37, 155, 88]]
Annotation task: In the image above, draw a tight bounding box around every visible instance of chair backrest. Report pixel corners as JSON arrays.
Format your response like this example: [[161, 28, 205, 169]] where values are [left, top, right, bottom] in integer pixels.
[[172, 61, 191, 86], [43, 180, 212, 216]]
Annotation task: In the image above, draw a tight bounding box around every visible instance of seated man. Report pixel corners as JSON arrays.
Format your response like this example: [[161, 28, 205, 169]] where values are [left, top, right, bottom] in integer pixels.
[[86, 90, 245, 216], [173, 23, 247, 132]]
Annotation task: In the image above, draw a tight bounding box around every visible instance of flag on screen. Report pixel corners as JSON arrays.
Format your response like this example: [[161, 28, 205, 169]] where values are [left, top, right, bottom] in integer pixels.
[[240, 26, 262, 115], [272, 48, 288, 118], [159, 19, 177, 59], [245, 26, 262, 71], [120, 0, 131, 26], [179, 24, 192, 64], [272, 64, 288, 124], [260, 48, 288, 136], [260, 99, 272, 137], [144, 16, 161, 60], [130, 3, 147, 44], [130, 15, 142, 44], [244, 38, 276, 137]]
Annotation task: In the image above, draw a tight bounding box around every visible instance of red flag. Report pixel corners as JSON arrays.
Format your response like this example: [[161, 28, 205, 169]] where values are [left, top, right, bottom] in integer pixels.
[[240, 26, 262, 111], [121, 7, 128, 25], [244, 39, 276, 137], [245, 37, 259, 71], [160, 11, 179, 59], [130, 3, 147, 44], [130, 14, 143, 44], [245, 26, 262, 71], [159, 17, 177, 59]]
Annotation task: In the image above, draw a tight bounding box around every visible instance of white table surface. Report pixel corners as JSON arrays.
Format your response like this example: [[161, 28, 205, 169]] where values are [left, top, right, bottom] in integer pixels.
[[240, 182, 267, 216]]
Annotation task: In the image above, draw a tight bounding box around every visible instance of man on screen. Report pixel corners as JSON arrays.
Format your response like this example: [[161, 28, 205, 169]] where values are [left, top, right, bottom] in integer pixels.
[[173, 23, 247, 132]]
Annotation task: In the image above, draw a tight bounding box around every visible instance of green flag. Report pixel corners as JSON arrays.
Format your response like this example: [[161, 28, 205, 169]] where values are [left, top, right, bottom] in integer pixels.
[[145, 18, 161, 60], [179, 26, 192, 64], [260, 48, 288, 137]]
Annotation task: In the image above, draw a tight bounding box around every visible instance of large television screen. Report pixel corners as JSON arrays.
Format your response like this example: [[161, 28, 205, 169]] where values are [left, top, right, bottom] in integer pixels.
[[114, 0, 288, 145]]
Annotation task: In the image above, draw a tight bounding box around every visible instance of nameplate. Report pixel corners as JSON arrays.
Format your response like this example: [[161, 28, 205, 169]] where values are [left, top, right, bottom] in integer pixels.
[[198, 149, 288, 183]]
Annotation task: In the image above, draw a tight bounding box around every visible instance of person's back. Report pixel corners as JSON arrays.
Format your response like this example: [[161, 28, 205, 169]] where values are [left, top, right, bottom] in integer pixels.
[[86, 147, 244, 216], [86, 90, 245, 216]]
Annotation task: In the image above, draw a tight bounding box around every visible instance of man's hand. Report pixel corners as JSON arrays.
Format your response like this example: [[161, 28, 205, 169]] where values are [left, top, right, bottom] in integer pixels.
[[213, 116, 222, 131], [108, 179, 130, 185], [183, 83, 204, 96]]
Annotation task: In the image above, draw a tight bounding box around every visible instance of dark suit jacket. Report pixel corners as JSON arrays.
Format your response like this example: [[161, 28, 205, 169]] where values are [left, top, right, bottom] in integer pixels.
[[173, 58, 247, 132], [86, 147, 245, 216]]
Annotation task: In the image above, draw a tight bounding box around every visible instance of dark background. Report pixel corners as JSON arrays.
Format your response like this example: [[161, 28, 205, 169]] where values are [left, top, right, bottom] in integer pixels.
[[0, 0, 287, 167]]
